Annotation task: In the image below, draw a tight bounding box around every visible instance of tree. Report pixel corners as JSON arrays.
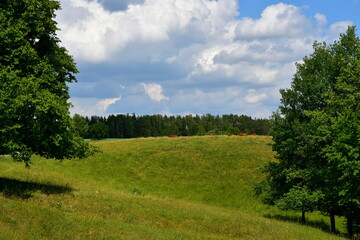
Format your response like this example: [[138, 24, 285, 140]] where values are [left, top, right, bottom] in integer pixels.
[[276, 187, 323, 225], [311, 27, 360, 237], [258, 26, 360, 236], [227, 125, 240, 135], [0, 0, 92, 166], [72, 114, 89, 138], [89, 122, 108, 139]]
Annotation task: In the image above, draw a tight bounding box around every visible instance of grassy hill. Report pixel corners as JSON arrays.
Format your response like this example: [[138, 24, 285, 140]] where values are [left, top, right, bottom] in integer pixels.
[[0, 136, 346, 239]]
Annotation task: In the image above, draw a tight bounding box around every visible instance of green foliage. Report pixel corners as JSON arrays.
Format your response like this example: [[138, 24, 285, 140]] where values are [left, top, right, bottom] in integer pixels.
[[276, 187, 323, 224], [9, 145, 32, 167], [89, 122, 108, 139], [0, 0, 92, 165], [83, 114, 270, 138], [227, 125, 240, 135], [316, 27, 360, 236], [260, 26, 360, 236], [72, 114, 89, 138], [205, 127, 220, 135], [254, 161, 290, 205], [195, 124, 206, 136]]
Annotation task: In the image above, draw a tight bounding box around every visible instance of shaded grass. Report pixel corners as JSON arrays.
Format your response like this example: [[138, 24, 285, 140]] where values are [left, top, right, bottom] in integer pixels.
[[264, 214, 332, 234], [0, 177, 73, 199], [0, 136, 346, 239]]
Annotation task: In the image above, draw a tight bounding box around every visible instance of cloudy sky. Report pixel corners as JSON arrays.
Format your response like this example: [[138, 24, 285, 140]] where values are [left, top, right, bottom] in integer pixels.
[[56, 0, 360, 118]]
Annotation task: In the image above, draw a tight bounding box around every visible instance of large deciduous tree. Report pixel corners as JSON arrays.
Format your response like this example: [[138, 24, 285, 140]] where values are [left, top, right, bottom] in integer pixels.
[[0, 0, 92, 166], [257, 26, 360, 237], [311, 27, 360, 236]]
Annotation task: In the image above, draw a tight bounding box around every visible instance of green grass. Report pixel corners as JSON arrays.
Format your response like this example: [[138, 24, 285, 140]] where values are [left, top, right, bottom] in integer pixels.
[[84, 138, 123, 142], [0, 136, 346, 239]]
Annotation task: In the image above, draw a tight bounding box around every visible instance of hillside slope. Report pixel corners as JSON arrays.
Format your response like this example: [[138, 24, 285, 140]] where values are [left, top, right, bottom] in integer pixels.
[[0, 136, 345, 239]]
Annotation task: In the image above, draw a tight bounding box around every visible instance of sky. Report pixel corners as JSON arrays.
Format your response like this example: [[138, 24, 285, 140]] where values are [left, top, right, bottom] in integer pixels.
[[56, 0, 360, 118]]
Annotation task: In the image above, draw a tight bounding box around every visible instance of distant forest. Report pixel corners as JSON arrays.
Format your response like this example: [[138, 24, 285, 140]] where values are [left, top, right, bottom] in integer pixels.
[[76, 114, 271, 139]]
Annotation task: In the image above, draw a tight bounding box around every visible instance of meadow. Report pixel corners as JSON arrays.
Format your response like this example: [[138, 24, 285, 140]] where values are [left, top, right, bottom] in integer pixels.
[[0, 136, 346, 239]]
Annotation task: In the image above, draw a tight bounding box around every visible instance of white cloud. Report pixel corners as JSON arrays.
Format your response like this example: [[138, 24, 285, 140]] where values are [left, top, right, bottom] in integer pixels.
[[141, 83, 169, 102], [160, 106, 173, 116], [95, 97, 121, 111], [57, 0, 239, 62], [244, 90, 267, 104], [59, 0, 354, 117], [70, 97, 121, 116], [314, 13, 327, 26], [166, 87, 276, 117], [329, 21, 353, 35], [170, 87, 242, 114], [235, 3, 311, 39]]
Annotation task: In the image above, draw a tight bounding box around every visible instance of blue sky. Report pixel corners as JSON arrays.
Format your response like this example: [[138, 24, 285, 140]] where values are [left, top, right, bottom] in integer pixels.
[[240, 0, 359, 23], [56, 0, 360, 117]]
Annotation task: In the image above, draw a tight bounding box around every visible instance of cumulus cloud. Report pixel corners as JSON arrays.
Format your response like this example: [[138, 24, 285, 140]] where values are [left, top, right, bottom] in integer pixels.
[[244, 89, 267, 104], [164, 87, 275, 117], [95, 97, 122, 111], [98, 0, 145, 12], [70, 97, 121, 116], [57, 0, 239, 62], [329, 21, 354, 35], [58, 0, 354, 117], [235, 3, 311, 39], [314, 13, 327, 26], [141, 83, 169, 102]]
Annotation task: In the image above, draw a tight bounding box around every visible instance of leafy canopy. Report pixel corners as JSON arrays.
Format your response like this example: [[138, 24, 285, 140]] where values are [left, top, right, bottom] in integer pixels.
[[257, 26, 360, 236], [0, 0, 92, 165]]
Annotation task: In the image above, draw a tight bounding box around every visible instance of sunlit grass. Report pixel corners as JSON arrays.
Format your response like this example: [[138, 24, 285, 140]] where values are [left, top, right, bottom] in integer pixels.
[[0, 136, 346, 239]]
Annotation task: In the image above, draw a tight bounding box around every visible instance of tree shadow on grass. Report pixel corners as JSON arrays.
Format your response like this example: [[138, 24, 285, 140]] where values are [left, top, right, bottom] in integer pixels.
[[0, 177, 73, 200], [264, 213, 331, 233], [265, 213, 360, 239]]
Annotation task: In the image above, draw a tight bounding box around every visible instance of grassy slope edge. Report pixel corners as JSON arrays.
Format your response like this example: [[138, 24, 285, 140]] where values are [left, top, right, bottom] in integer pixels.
[[0, 136, 345, 239]]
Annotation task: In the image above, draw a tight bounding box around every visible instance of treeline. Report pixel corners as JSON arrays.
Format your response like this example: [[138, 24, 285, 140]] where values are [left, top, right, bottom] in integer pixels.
[[73, 113, 270, 139]]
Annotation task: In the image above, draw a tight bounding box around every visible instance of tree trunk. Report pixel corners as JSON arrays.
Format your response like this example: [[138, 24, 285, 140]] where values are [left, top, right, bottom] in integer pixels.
[[347, 215, 353, 239], [330, 213, 336, 233], [301, 210, 306, 225]]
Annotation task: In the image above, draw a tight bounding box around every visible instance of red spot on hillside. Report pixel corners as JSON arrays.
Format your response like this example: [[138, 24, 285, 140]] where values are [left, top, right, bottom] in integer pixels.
[[236, 133, 247, 136]]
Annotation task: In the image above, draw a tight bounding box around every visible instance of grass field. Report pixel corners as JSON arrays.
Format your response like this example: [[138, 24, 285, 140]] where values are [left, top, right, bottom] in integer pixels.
[[0, 136, 346, 239]]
